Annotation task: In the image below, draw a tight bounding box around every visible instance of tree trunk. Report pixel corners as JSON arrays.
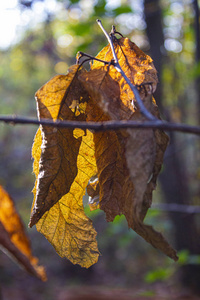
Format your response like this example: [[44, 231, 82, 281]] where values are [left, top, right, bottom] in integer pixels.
[[144, 0, 200, 294], [144, 0, 164, 111], [193, 0, 200, 125]]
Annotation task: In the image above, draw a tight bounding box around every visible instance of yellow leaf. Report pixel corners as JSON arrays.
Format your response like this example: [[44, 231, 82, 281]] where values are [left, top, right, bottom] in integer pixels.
[[30, 65, 89, 227], [32, 128, 99, 268], [30, 65, 100, 267], [0, 185, 46, 280]]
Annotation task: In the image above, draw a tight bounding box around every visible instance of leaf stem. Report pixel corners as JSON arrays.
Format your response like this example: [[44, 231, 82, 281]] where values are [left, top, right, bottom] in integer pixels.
[[76, 51, 110, 66], [96, 19, 157, 121]]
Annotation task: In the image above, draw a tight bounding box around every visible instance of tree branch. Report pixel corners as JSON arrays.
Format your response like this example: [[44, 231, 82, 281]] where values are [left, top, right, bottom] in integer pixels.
[[96, 19, 156, 121], [1, 115, 200, 135]]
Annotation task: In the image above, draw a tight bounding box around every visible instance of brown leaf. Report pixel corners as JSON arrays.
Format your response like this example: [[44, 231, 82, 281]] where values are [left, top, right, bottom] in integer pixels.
[[85, 97, 131, 220], [30, 65, 89, 227], [0, 185, 46, 280], [80, 67, 124, 120], [80, 37, 158, 120], [93, 37, 158, 91], [80, 37, 177, 261], [125, 116, 177, 261]]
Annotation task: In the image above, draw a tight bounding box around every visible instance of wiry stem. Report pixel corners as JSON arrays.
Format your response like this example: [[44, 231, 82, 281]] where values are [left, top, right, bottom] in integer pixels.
[[76, 51, 110, 66], [96, 19, 157, 121]]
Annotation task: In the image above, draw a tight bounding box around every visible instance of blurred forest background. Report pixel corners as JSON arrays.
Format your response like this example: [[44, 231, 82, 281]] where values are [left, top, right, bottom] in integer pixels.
[[0, 0, 200, 299]]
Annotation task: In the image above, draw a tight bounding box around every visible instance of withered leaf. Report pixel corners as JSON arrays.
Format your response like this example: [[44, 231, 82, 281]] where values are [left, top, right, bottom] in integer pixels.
[[30, 65, 100, 267], [85, 97, 129, 218], [93, 37, 158, 92], [0, 185, 46, 280], [79, 37, 158, 120], [30, 65, 89, 227], [125, 120, 178, 261], [32, 128, 99, 268], [80, 37, 177, 261]]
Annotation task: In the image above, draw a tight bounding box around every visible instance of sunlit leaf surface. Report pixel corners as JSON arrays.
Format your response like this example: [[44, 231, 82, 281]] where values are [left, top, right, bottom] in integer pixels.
[[30, 65, 89, 227]]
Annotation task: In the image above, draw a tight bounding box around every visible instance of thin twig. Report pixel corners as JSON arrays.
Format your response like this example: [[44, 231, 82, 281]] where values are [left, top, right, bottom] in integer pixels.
[[76, 51, 110, 66], [96, 19, 156, 121], [110, 25, 124, 38], [1, 115, 200, 135]]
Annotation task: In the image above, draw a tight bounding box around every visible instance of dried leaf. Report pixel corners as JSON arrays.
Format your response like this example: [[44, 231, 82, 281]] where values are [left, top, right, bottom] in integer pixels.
[[80, 37, 178, 261], [81, 37, 158, 120], [93, 37, 158, 91], [80, 67, 123, 120], [30, 65, 100, 267], [32, 128, 99, 268], [30, 65, 89, 227], [85, 97, 127, 218], [0, 185, 46, 280], [125, 119, 177, 261]]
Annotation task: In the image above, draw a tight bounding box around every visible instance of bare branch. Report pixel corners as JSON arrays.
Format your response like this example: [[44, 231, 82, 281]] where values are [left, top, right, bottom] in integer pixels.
[[1, 115, 200, 135], [96, 19, 156, 121]]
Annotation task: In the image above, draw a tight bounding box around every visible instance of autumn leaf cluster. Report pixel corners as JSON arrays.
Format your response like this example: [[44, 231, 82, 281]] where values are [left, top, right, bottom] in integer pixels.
[[29, 36, 178, 268]]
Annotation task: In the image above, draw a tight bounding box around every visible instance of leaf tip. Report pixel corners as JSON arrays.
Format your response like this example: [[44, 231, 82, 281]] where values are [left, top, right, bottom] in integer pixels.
[[28, 220, 33, 228], [173, 252, 179, 262], [29, 211, 40, 228]]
